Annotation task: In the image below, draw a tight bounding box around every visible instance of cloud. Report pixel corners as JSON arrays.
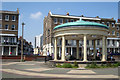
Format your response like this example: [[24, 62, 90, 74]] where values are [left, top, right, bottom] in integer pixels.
[[30, 12, 42, 19]]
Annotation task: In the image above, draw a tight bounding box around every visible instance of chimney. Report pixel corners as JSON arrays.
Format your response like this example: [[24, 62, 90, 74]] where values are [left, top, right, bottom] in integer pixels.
[[96, 16, 99, 18], [118, 19, 120, 23], [81, 15, 84, 17], [66, 12, 69, 16], [17, 8, 19, 14]]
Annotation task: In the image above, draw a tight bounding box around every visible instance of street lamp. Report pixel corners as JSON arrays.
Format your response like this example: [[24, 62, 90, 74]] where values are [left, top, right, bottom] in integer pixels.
[[21, 22, 25, 62]]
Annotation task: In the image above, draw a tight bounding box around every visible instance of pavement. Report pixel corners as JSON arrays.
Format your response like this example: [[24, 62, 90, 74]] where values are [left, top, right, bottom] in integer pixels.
[[0, 61, 119, 80]]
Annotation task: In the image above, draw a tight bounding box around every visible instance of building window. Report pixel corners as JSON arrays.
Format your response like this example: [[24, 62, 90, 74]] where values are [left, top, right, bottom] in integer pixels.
[[112, 23, 115, 27], [112, 40, 115, 46], [97, 40, 100, 45], [5, 15, 9, 21], [112, 31, 115, 35], [108, 39, 110, 45], [54, 18, 57, 24], [101, 22, 104, 24], [59, 18, 63, 24], [4, 37, 8, 43], [87, 40, 89, 45], [0, 14, 2, 20], [117, 26, 119, 30], [10, 37, 15, 43], [108, 32, 110, 35], [0, 24, 2, 28], [11, 25, 15, 30], [106, 22, 109, 27], [117, 32, 119, 37], [65, 19, 69, 23], [5, 25, 9, 29], [12, 15, 16, 21], [70, 19, 74, 22], [92, 40, 94, 45]]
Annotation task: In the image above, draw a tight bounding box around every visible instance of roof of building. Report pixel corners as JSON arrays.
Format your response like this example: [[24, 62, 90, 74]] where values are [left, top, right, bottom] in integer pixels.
[[0, 10, 19, 14], [54, 19, 109, 30], [50, 11, 115, 22]]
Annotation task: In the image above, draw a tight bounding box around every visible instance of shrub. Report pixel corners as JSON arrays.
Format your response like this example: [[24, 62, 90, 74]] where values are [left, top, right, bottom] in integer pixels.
[[73, 61, 79, 68], [62, 63, 72, 68], [85, 64, 90, 68], [56, 63, 62, 68], [106, 62, 112, 67]]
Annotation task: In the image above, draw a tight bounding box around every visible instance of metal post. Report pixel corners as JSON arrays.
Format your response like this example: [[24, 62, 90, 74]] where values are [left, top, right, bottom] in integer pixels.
[[21, 22, 25, 62]]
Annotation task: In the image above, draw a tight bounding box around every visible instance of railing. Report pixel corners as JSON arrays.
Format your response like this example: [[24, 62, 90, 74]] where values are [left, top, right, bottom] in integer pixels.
[[2, 42, 17, 45]]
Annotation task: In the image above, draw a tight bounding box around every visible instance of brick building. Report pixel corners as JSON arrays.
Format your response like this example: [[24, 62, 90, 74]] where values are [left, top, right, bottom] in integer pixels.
[[18, 36, 33, 55], [43, 11, 120, 58], [0, 9, 19, 56]]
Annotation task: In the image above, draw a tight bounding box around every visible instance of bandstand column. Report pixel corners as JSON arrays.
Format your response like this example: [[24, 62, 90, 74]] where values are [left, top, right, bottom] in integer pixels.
[[105, 37, 107, 60], [16, 46, 18, 56], [71, 47, 73, 55], [9, 46, 11, 55], [61, 36, 65, 61], [76, 40, 79, 59], [102, 36, 106, 61], [83, 34, 87, 61], [2, 46, 4, 55], [93, 40, 96, 60], [54, 37, 57, 61]]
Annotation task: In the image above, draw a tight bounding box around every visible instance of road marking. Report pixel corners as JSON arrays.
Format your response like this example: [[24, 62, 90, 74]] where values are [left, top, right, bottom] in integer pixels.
[[67, 70, 96, 74], [25, 68, 52, 72], [17, 64, 35, 65], [2, 69, 118, 78]]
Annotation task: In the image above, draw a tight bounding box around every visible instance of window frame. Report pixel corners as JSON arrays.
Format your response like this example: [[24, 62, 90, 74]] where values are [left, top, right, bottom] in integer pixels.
[[11, 25, 15, 30], [12, 15, 16, 21], [70, 19, 74, 22], [112, 23, 115, 27], [0, 14, 2, 20], [59, 18, 63, 24], [117, 26, 119, 30], [117, 32, 119, 37], [5, 15, 9, 21], [65, 19, 69, 23], [106, 22, 109, 27], [0, 24, 2, 28], [112, 31, 115, 35], [54, 18, 58, 24], [5, 24, 9, 30]]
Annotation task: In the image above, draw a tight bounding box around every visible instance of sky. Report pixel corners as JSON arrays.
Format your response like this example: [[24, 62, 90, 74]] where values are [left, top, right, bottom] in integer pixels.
[[2, 2, 118, 47]]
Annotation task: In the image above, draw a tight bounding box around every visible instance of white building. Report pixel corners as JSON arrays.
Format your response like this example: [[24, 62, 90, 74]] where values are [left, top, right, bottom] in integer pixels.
[[34, 34, 43, 55], [35, 34, 43, 48]]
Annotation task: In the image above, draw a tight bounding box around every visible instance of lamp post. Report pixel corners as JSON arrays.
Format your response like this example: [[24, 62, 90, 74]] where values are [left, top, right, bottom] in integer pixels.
[[21, 22, 25, 62]]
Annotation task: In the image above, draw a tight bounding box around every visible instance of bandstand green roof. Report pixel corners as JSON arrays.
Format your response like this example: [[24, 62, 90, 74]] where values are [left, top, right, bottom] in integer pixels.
[[54, 19, 109, 30]]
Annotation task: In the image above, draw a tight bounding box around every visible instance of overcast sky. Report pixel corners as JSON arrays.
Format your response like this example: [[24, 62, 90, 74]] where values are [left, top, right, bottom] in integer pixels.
[[2, 2, 118, 47]]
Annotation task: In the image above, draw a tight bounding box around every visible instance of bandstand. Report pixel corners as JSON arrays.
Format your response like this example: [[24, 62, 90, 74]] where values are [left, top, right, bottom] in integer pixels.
[[53, 19, 109, 62]]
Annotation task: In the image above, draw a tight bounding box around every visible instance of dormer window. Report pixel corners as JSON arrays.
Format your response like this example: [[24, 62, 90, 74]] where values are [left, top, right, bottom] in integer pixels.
[[65, 19, 69, 23], [106, 22, 109, 27], [54, 18, 57, 24], [59, 18, 63, 24], [112, 23, 115, 27], [70, 19, 74, 22]]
